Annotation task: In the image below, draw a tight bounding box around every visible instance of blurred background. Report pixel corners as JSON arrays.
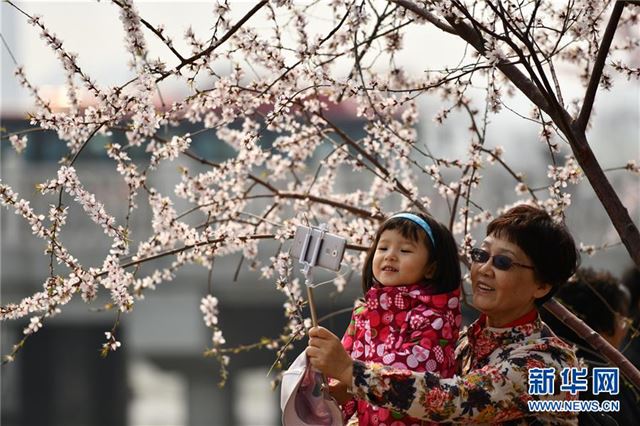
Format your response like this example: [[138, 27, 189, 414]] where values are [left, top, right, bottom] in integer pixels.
[[1, 2, 638, 426]]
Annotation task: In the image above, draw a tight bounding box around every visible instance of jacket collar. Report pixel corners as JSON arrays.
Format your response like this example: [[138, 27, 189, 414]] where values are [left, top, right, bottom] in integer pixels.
[[477, 308, 538, 328], [466, 313, 542, 362]]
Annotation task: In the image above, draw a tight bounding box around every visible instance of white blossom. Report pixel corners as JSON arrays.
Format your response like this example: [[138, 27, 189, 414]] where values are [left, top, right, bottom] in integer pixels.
[[23, 316, 43, 335], [200, 295, 220, 327], [9, 135, 28, 153]]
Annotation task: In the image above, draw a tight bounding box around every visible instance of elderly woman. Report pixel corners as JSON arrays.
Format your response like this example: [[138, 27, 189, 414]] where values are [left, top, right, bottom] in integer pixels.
[[307, 205, 581, 425]]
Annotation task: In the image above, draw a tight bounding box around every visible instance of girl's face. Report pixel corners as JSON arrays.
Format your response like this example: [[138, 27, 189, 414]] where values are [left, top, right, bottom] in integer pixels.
[[470, 235, 551, 327], [372, 229, 434, 287]]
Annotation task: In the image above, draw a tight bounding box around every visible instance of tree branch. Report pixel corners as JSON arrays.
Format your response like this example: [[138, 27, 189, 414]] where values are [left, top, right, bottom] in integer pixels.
[[245, 193, 383, 221], [545, 298, 640, 391], [391, 0, 553, 115], [569, 129, 640, 266], [390, 0, 455, 33], [392, 0, 640, 268], [112, 0, 186, 63], [576, 1, 625, 131], [156, 1, 268, 83]]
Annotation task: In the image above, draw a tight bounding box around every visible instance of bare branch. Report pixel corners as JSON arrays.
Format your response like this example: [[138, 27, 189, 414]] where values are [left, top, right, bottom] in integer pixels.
[[576, 1, 626, 131], [389, 0, 455, 33], [112, 0, 186, 63], [156, 1, 268, 83], [391, 0, 553, 114], [544, 298, 640, 390]]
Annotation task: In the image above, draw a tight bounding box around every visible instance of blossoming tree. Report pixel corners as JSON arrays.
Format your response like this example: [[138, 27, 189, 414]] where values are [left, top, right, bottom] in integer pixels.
[[1, 0, 639, 387]]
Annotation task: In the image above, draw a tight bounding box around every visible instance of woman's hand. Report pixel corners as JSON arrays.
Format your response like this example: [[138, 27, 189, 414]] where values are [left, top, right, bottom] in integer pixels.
[[306, 326, 353, 386]]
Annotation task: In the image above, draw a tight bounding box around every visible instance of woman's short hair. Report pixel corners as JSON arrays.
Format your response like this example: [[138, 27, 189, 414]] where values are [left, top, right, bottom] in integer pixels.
[[361, 212, 461, 294], [487, 205, 579, 305]]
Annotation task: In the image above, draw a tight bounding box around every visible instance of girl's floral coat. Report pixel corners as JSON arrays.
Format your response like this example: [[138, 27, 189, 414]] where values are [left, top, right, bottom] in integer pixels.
[[340, 283, 462, 425], [349, 315, 580, 425]]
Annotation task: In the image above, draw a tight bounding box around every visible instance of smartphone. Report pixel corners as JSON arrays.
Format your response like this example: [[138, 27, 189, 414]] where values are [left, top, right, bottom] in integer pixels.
[[290, 225, 347, 272]]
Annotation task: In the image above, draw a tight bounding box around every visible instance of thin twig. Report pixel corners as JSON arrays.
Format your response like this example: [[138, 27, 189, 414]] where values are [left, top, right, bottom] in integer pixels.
[[576, 1, 625, 131]]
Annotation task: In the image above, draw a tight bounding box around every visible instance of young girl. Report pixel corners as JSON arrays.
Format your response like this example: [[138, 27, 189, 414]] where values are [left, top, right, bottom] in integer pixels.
[[335, 212, 462, 426]]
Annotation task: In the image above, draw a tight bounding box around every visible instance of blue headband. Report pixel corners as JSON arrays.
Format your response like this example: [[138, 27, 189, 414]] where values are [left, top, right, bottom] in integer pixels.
[[388, 213, 436, 248]]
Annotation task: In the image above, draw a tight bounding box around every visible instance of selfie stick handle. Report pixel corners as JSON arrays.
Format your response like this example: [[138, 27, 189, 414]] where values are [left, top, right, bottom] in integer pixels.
[[306, 286, 318, 327], [300, 224, 328, 328]]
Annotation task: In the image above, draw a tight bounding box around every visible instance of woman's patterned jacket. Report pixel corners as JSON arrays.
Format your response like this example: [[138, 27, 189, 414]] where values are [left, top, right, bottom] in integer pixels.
[[349, 314, 581, 425]]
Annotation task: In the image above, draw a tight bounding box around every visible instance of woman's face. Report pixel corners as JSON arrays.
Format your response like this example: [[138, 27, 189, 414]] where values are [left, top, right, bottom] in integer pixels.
[[470, 234, 551, 327], [372, 229, 434, 287]]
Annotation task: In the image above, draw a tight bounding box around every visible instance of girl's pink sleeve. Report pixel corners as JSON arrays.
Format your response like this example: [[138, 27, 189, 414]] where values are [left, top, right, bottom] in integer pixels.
[[341, 301, 365, 352]]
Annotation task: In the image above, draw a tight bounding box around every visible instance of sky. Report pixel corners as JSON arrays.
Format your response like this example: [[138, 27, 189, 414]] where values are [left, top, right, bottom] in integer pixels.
[[2, 1, 633, 115], [1, 1, 474, 114]]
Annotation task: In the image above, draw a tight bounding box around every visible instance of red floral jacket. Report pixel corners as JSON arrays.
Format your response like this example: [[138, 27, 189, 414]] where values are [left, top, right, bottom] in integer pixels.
[[349, 315, 580, 425], [340, 282, 462, 425]]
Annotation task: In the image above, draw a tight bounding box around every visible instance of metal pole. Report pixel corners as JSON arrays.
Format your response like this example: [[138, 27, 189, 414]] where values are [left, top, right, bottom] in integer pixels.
[[306, 284, 318, 327]]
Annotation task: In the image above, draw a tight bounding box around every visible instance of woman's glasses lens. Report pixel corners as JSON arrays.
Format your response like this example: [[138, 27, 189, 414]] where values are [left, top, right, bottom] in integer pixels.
[[492, 256, 514, 270], [470, 248, 489, 263], [470, 248, 514, 271]]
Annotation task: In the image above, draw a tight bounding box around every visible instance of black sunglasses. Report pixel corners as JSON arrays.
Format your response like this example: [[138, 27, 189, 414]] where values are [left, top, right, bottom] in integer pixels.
[[470, 248, 534, 271]]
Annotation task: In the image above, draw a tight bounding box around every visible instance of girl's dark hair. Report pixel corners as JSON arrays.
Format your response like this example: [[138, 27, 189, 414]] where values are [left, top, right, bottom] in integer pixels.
[[361, 211, 461, 294], [486, 204, 580, 305]]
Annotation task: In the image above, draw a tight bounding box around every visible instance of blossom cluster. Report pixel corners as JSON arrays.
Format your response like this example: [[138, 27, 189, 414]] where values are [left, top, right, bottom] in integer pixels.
[[9, 134, 28, 153], [102, 331, 122, 354], [546, 156, 583, 219], [200, 295, 220, 328]]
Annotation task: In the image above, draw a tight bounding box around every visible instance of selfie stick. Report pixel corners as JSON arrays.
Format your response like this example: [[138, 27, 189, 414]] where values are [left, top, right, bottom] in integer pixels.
[[298, 223, 328, 327]]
